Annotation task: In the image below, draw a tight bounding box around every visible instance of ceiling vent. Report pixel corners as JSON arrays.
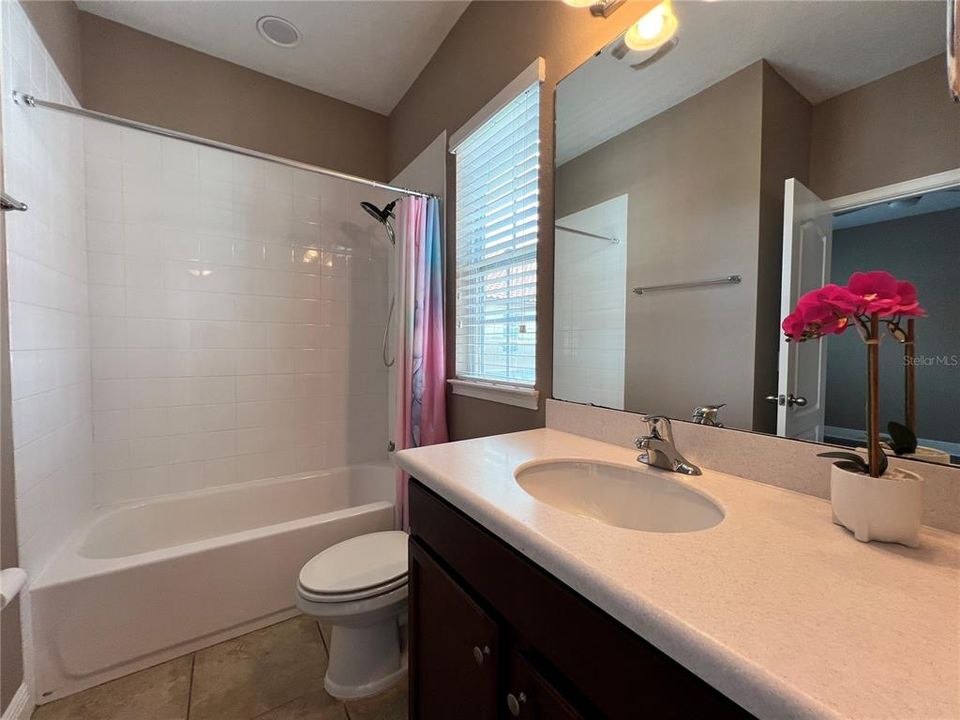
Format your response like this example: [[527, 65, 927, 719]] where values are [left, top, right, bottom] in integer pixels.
[[257, 16, 301, 48]]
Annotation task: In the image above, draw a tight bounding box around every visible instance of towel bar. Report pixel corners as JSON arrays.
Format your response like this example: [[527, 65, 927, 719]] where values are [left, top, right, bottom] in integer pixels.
[[633, 274, 741, 295]]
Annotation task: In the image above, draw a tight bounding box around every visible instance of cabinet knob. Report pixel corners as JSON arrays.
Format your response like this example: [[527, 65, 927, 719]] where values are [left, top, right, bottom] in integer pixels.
[[506, 692, 527, 717], [472, 645, 490, 666]]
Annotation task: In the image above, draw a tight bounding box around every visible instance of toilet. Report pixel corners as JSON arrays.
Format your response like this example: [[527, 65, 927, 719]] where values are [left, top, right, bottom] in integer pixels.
[[297, 530, 409, 700]]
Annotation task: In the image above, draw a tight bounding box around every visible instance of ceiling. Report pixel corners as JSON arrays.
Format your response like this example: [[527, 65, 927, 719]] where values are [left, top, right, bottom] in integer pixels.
[[834, 187, 960, 230], [78, 1, 470, 115], [557, 1, 947, 165]]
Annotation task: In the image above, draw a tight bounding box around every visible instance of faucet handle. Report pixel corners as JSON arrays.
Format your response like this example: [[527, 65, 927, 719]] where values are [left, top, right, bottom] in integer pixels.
[[638, 414, 673, 441]]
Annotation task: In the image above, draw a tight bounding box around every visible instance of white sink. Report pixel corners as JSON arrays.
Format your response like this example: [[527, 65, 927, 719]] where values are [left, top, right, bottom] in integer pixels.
[[515, 460, 724, 533]]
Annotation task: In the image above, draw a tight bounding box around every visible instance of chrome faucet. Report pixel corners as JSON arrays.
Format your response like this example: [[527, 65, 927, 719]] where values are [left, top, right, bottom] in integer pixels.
[[634, 415, 702, 476], [692, 403, 725, 427]]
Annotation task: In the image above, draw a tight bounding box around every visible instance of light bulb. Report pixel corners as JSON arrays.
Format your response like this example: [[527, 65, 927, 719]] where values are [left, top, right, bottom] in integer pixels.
[[625, 0, 678, 52]]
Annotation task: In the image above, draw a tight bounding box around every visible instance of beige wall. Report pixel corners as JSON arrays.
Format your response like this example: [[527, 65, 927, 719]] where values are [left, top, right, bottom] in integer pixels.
[[755, 63, 812, 431], [555, 62, 811, 432], [78, 12, 389, 181], [24, 3, 393, 180], [810, 54, 960, 199], [387, 0, 655, 440], [21, 0, 83, 101]]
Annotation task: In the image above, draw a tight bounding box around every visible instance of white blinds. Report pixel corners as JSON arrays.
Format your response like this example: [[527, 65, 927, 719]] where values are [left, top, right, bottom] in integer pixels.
[[454, 81, 540, 386]]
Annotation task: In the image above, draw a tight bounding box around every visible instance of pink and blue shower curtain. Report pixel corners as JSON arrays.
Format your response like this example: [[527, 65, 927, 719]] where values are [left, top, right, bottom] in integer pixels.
[[393, 196, 447, 527]]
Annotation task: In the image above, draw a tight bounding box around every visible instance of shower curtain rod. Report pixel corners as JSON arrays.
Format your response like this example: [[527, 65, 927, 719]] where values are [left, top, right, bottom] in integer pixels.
[[13, 91, 438, 200], [554, 224, 619, 244]]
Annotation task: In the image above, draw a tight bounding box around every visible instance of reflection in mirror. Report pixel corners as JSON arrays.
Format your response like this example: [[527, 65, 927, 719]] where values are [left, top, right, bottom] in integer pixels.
[[554, 1, 959, 465]]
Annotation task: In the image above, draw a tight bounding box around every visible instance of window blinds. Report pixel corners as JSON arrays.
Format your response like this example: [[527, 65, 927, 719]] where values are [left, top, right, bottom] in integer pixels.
[[454, 81, 540, 386]]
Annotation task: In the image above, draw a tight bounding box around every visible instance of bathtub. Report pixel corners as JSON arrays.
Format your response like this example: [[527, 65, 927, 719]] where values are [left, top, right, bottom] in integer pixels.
[[30, 464, 396, 702]]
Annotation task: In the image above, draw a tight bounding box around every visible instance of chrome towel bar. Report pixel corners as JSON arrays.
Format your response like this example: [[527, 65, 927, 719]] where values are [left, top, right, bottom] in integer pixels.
[[633, 274, 741, 295]]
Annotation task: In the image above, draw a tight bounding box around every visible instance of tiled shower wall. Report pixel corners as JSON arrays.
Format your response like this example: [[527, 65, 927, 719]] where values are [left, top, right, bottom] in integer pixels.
[[553, 196, 627, 410], [2, 0, 93, 576], [84, 119, 391, 503]]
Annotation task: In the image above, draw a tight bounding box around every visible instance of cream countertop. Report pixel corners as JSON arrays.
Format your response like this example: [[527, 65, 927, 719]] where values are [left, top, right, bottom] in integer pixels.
[[396, 428, 960, 720]]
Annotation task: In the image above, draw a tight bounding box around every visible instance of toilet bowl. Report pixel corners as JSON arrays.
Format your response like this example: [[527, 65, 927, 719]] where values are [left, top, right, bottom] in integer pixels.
[[297, 530, 408, 700]]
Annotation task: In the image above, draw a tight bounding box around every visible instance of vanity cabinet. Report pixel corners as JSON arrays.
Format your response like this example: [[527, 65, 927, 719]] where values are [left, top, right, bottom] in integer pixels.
[[409, 536, 499, 719], [408, 480, 754, 719]]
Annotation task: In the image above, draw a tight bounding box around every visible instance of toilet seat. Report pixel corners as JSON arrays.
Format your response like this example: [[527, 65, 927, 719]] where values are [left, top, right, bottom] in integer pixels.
[[297, 574, 407, 603], [298, 531, 408, 603]]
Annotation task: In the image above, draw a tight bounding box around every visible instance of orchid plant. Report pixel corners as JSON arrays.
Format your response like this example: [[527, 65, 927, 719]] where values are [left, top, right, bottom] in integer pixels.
[[781, 271, 925, 478]]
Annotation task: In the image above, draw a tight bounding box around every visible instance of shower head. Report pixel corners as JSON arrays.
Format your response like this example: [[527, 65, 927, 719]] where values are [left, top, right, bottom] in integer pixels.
[[361, 199, 399, 245], [361, 200, 398, 225]]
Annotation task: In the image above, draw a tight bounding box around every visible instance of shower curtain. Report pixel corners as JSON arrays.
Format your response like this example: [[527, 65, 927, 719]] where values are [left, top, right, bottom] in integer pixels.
[[393, 195, 447, 528], [950, 0, 959, 101]]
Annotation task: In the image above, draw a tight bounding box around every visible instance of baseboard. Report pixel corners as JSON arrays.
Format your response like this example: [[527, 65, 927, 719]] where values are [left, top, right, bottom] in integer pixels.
[[1, 684, 32, 720]]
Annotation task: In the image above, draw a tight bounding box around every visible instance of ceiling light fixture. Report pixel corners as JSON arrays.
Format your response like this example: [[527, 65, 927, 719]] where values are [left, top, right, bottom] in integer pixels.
[[625, 0, 678, 52], [256, 15, 301, 48], [562, 0, 627, 18]]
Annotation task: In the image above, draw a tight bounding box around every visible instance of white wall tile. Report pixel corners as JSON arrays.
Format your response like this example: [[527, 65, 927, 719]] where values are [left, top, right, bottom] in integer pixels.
[[74, 113, 391, 504], [554, 197, 628, 410], [162, 137, 198, 176], [3, 0, 93, 583], [121, 127, 163, 168]]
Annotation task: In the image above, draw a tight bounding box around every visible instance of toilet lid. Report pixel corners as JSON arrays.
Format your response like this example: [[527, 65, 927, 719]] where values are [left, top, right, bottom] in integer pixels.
[[299, 531, 408, 596]]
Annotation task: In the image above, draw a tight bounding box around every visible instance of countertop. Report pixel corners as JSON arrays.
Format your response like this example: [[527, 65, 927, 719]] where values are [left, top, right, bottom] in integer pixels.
[[395, 428, 960, 720]]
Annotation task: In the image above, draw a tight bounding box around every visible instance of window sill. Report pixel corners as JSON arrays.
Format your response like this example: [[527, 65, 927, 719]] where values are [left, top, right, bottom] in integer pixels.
[[448, 378, 540, 410]]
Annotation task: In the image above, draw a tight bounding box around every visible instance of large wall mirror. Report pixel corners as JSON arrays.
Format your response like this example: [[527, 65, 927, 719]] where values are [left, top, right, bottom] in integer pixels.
[[554, 1, 959, 466]]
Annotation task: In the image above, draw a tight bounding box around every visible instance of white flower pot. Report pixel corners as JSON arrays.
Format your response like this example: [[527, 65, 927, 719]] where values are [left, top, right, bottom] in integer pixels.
[[830, 463, 924, 547]]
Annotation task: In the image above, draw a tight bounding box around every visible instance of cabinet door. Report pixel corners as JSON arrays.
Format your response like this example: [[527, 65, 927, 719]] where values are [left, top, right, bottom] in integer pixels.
[[504, 649, 584, 720], [409, 539, 499, 720]]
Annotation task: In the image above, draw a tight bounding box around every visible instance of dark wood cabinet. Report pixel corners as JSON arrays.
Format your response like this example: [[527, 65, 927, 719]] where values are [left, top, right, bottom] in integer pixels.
[[408, 479, 755, 720], [504, 649, 583, 720], [409, 539, 499, 720]]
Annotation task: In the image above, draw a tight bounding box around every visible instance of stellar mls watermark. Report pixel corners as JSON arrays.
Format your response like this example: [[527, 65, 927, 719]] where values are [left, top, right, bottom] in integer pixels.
[[905, 355, 959, 367]]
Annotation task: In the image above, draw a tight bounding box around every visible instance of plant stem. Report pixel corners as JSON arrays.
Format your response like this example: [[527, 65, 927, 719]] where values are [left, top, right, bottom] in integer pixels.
[[867, 313, 881, 477], [905, 318, 916, 434]]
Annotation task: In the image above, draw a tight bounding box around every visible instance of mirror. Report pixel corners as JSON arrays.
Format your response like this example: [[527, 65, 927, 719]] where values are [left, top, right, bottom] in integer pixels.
[[554, 1, 958, 465]]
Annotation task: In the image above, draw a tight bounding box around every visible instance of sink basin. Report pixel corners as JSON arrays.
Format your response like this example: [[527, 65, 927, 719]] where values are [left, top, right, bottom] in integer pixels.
[[515, 460, 724, 533]]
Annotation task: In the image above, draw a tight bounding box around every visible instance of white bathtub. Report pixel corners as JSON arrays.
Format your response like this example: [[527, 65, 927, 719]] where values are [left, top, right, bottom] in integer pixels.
[[30, 464, 396, 702]]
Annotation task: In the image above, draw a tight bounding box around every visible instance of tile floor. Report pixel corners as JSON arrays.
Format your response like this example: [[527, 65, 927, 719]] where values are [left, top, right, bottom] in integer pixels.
[[32, 616, 407, 720]]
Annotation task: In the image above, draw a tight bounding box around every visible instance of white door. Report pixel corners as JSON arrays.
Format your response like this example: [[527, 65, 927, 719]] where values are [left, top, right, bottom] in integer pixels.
[[776, 179, 833, 441]]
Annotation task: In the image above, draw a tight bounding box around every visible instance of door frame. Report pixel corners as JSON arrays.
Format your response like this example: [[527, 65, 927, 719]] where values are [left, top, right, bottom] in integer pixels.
[[818, 166, 960, 446], [827, 167, 960, 212], [777, 179, 834, 441]]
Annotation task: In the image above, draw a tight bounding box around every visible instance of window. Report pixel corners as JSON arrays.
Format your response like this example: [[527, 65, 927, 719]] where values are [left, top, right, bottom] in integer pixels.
[[451, 60, 543, 408]]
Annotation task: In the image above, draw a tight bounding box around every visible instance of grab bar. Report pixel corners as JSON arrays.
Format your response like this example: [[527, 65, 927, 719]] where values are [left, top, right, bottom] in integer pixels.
[[633, 274, 741, 295]]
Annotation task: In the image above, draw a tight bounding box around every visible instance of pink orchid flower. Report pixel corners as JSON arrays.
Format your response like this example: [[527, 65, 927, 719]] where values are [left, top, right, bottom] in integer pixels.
[[846, 271, 925, 317], [782, 272, 924, 342], [893, 280, 925, 317], [782, 284, 858, 340], [782, 284, 860, 341]]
